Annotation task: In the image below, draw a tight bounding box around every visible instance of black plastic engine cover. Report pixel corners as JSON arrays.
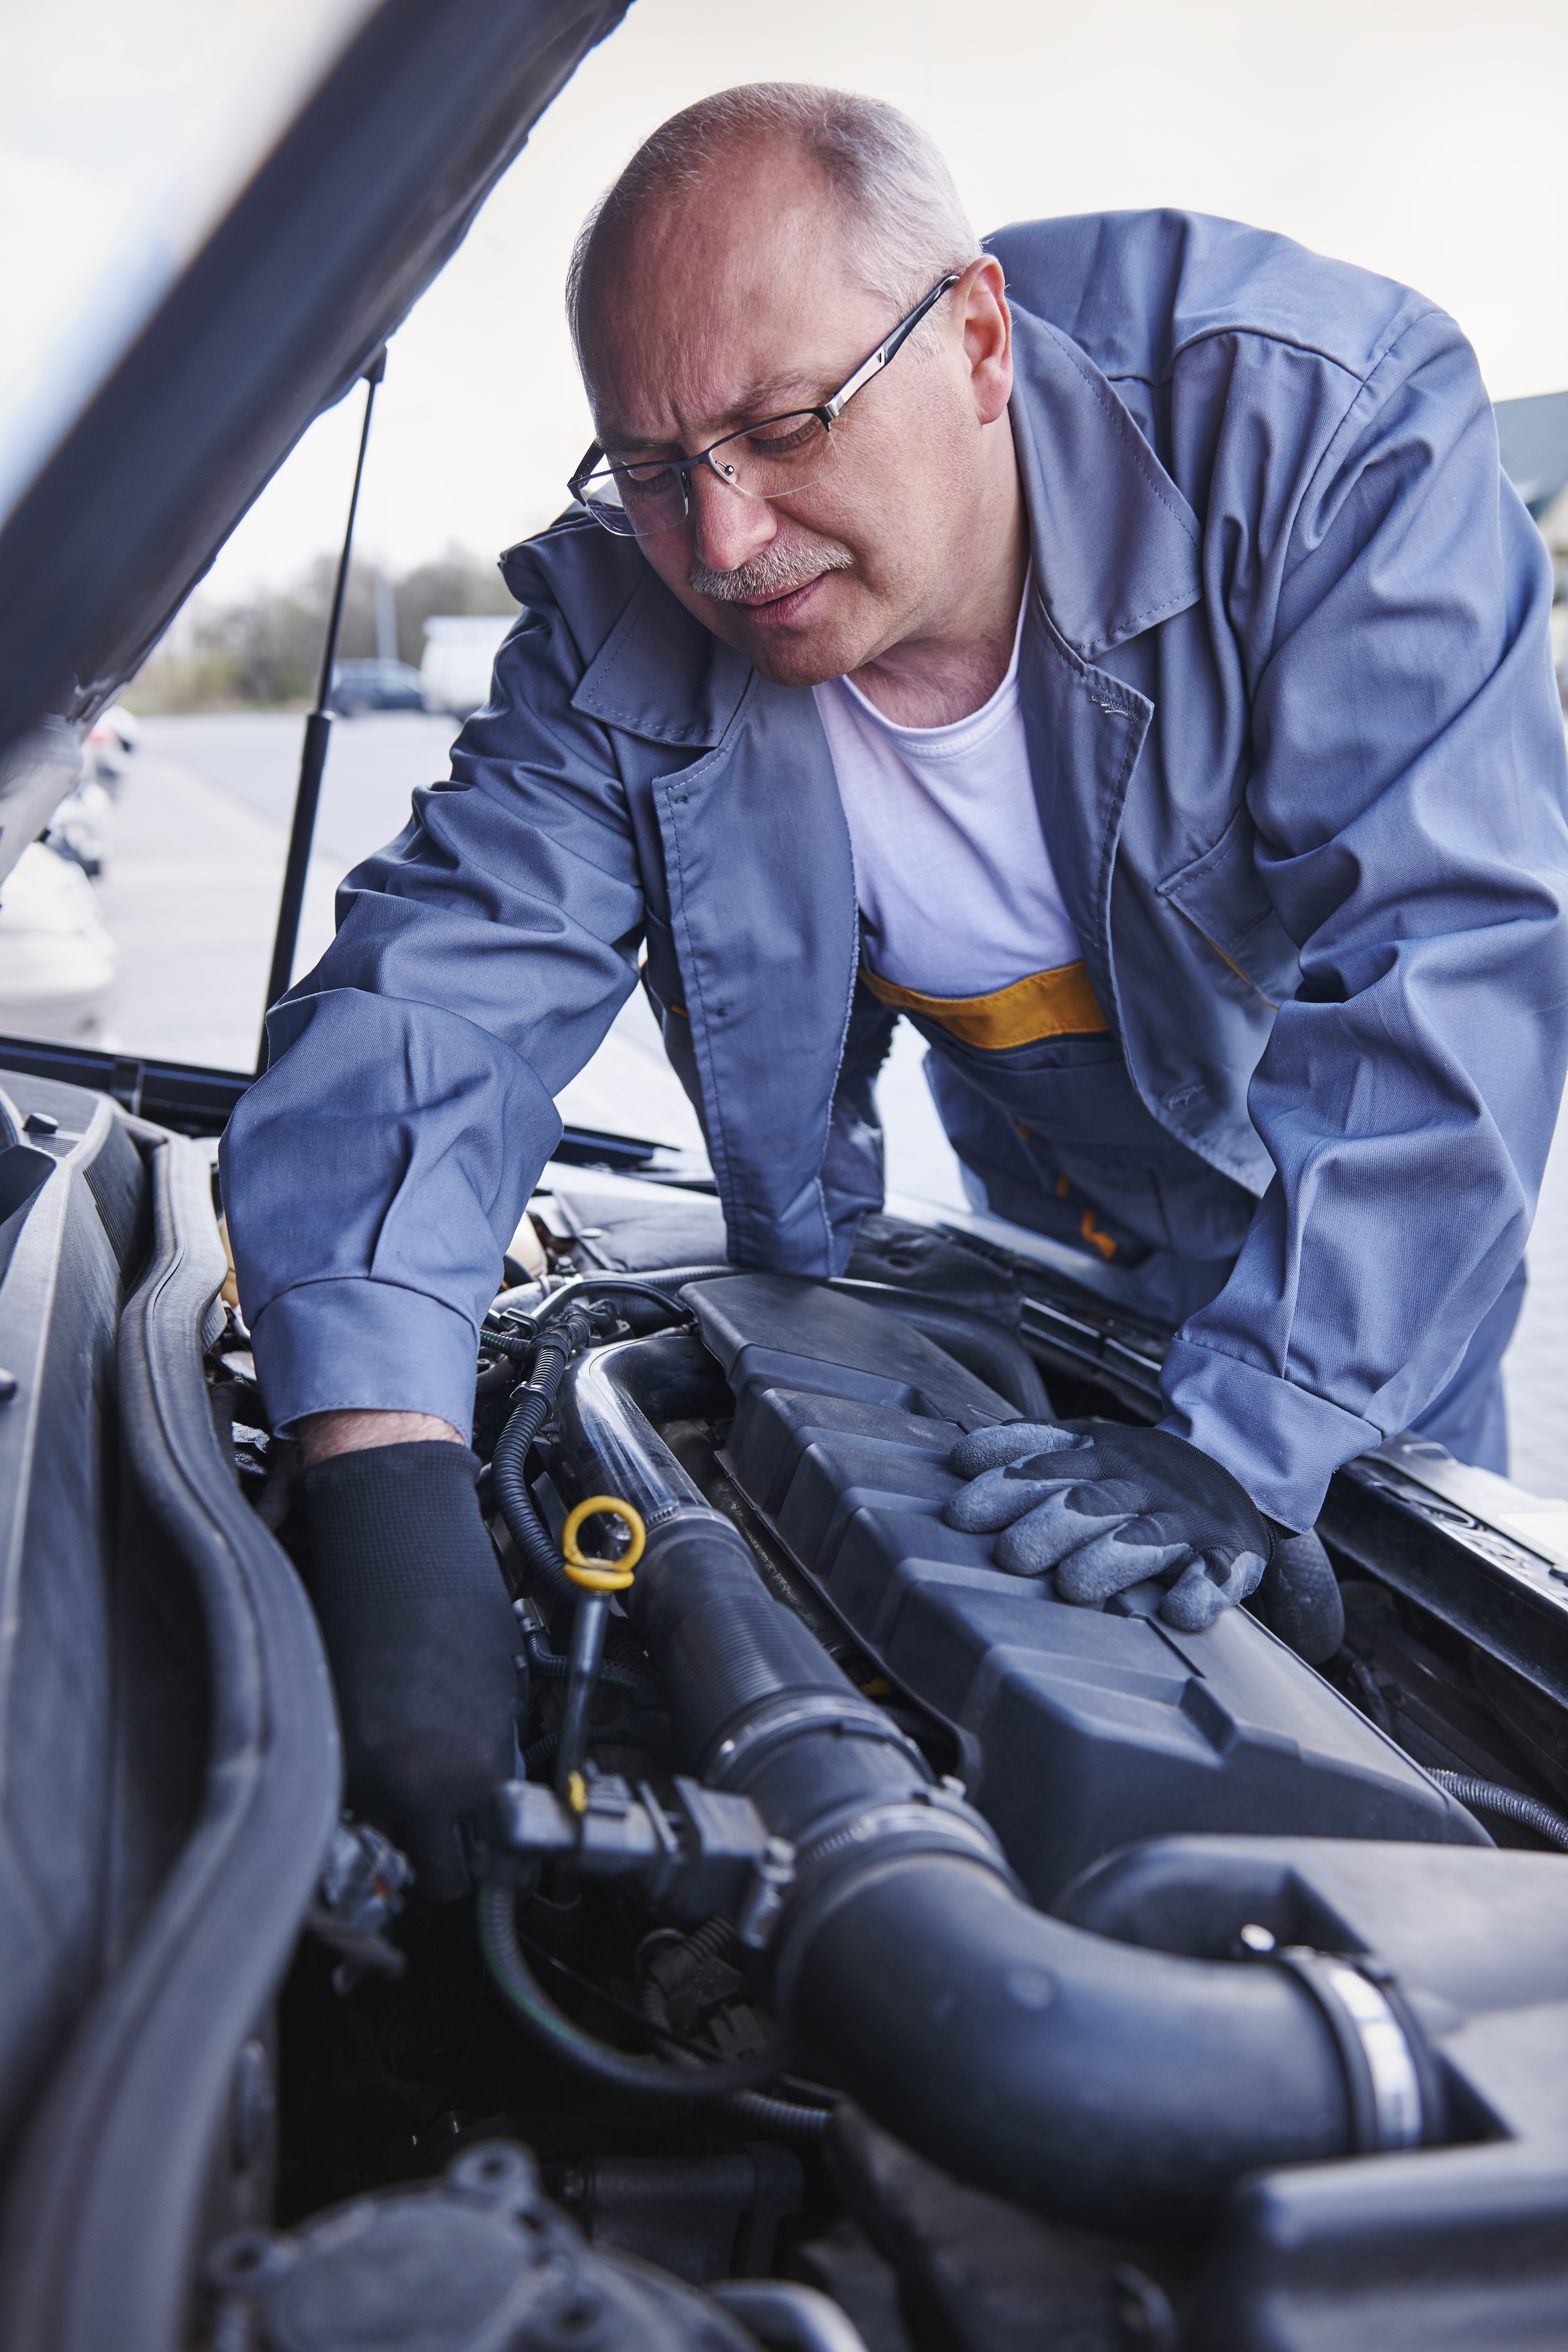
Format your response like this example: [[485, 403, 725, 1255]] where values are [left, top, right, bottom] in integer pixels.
[[690, 1276, 1486, 1904], [1061, 1837, 1568, 2352]]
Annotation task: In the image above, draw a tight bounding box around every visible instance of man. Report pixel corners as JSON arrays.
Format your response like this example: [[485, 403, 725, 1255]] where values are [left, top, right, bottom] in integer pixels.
[[225, 86, 1568, 1894]]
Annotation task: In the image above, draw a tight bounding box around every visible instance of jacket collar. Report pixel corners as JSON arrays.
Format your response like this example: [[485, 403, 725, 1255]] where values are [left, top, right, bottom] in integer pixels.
[[568, 299, 1203, 738], [1006, 306, 1201, 658], [572, 566, 753, 749]]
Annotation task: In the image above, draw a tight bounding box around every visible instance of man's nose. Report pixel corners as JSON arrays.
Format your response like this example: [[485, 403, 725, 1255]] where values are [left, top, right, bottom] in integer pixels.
[[688, 465, 778, 574]]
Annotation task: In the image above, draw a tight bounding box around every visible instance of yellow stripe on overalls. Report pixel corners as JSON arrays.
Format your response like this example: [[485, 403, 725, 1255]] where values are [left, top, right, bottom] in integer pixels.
[[860, 959, 1108, 1050]]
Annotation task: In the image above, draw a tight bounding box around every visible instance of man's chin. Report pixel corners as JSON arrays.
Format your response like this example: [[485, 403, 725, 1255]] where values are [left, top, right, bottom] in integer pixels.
[[739, 633, 854, 690], [711, 595, 867, 690]]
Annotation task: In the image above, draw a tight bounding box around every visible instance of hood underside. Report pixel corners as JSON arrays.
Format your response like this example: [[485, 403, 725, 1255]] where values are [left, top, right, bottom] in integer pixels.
[[0, 0, 628, 884]]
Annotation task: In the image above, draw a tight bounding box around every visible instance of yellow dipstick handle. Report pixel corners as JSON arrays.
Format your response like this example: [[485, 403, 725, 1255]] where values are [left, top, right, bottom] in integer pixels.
[[560, 1496, 645, 1591]]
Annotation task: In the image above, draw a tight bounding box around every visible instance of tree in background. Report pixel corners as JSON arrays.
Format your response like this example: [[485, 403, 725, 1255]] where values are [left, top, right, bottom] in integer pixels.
[[128, 545, 517, 712]]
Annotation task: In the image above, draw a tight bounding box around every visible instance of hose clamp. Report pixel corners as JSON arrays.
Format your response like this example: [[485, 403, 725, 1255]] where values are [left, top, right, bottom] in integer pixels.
[[1268, 1946, 1434, 2151], [791, 1792, 1010, 1888], [705, 1692, 927, 1789], [766, 1790, 1017, 2019]]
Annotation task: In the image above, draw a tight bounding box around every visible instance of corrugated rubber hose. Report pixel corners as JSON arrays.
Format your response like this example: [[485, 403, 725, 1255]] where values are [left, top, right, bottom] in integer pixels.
[[490, 1326, 580, 1605], [1428, 1771, 1568, 1852]]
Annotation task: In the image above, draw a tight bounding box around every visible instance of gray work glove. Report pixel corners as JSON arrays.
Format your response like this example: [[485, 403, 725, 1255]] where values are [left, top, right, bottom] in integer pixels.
[[943, 1421, 1276, 1632]]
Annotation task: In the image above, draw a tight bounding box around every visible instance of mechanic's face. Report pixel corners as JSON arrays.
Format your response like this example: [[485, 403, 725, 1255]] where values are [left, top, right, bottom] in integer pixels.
[[579, 143, 1014, 689]]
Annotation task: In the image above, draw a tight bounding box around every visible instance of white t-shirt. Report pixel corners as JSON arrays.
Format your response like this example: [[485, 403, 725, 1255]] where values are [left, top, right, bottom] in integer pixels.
[[812, 583, 1079, 999]]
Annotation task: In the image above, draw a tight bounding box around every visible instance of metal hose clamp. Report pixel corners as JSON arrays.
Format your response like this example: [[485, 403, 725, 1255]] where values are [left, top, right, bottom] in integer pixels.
[[705, 1692, 927, 1788], [1268, 1945, 1434, 2150]]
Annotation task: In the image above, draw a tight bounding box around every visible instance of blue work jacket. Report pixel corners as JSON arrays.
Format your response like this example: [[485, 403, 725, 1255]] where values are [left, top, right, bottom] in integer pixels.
[[224, 210, 1568, 1529]]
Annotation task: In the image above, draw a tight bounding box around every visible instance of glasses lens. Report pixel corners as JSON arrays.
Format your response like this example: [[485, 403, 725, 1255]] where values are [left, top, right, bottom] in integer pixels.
[[710, 411, 834, 499], [579, 414, 837, 537], [577, 460, 686, 539]]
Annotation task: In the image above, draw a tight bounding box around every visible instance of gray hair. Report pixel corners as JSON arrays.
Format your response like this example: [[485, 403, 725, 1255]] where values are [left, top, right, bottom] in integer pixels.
[[567, 83, 981, 371]]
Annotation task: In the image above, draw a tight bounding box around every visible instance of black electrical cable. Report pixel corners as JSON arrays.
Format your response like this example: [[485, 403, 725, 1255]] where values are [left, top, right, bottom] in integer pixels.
[[516, 1918, 765, 2068], [682, 1915, 736, 1964], [490, 1322, 585, 1606], [725, 2088, 833, 2145], [1428, 1771, 1568, 1852], [522, 1710, 671, 1778], [522, 1627, 646, 1693], [510, 1273, 721, 1340], [477, 1885, 789, 2101]]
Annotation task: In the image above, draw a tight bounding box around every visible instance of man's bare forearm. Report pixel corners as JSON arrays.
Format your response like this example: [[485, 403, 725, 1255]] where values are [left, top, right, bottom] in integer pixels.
[[298, 1410, 464, 1465]]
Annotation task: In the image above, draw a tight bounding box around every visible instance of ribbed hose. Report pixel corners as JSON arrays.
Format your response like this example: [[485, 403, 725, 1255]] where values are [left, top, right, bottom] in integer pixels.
[[490, 1329, 577, 1605], [522, 1712, 670, 1777], [533, 1270, 730, 1329], [684, 1914, 737, 1963], [488, 1278, 723, 1602], [522, 1629, 645, 1692], [1429, 1771, 1568, 1852], [725, 2089, 833, 2145], [478, 1886, 786, 2101]]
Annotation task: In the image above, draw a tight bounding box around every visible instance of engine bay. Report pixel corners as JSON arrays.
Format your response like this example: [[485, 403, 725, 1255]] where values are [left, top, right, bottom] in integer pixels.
[[189, 1169, 1568, 2352]]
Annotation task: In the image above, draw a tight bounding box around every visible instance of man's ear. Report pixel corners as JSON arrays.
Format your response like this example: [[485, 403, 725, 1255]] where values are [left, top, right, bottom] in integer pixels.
[[960, 254, 1013, 426]]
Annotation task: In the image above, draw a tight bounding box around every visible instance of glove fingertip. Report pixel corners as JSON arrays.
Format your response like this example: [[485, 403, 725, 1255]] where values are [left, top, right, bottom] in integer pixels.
[[995, 1521, 1069, 1577], [1158, 1563, 1228, 1632], [993, 1547, 1058, 1581], [948, 1421, 1071, 1477], [1231, 1549, 1269, 1601]]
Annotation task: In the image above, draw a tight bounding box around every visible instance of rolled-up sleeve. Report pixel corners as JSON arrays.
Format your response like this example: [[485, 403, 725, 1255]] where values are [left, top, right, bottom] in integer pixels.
[[1161, 311, 1568, 1523], [222, 587, 646, 1435]]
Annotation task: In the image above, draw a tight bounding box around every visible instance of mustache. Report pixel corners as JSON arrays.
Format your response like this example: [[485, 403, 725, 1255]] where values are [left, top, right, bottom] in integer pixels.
[[690, 540, 853, 602]]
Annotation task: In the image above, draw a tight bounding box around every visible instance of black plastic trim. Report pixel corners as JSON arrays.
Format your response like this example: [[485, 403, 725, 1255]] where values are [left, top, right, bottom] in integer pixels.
[[0, 1135, 340, 2352]]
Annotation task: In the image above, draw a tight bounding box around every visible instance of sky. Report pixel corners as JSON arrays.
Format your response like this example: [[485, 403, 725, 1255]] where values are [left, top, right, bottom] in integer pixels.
[[161, 0, 1568, 599]]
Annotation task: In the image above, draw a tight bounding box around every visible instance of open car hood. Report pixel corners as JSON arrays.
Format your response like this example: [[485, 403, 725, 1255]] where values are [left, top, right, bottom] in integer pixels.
[[0, 0, 629, 888]]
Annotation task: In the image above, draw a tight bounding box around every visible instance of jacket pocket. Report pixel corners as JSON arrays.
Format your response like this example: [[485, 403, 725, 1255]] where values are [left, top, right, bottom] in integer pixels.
[[1157, 802, 1301, 1009]]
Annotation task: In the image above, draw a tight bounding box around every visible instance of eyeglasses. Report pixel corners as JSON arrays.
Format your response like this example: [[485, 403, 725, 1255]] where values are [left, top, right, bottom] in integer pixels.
[[568, 273, 961, 540]]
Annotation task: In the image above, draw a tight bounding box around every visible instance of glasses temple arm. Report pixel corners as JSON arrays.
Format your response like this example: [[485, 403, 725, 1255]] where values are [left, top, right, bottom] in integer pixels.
[[821, 273, 961, 422], [568, 441, 606, 499]]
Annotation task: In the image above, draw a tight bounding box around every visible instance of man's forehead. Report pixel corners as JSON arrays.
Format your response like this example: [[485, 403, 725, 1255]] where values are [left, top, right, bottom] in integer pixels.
[[580, 139, 884, 436], [585, 248, 886, 447], [593, 349, 828, 448]]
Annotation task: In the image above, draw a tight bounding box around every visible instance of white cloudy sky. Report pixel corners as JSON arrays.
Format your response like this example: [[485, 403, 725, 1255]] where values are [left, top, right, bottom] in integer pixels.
[[183, 0, 1568, 597]]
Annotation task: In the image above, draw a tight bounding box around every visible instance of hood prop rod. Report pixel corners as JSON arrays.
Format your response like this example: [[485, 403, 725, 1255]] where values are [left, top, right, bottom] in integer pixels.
[[256, 346, 386, 1072]]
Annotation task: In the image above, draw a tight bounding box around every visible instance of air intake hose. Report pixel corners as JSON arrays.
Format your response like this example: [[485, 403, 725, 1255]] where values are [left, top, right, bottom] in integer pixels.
[[557, 1334, 1423, 2234]]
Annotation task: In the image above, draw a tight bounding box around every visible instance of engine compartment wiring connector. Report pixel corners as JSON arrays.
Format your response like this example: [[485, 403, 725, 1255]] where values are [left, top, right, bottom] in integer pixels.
[[485, 1771, 794, 1947]]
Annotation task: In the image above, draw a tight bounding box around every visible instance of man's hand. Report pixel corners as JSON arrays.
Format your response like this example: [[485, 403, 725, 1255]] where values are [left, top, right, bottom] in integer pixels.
[[294, 1438, 519, 1899], [943, 1422, 1275, 1632]]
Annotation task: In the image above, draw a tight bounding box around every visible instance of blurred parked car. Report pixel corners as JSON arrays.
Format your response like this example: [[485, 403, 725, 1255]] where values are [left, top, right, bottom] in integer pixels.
[[418, 611, 512, 714], [0, 838, 116, 1042], [83, 700, 140, 786], [329, 656, 430, 714], [42, 774, 112, 876]]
